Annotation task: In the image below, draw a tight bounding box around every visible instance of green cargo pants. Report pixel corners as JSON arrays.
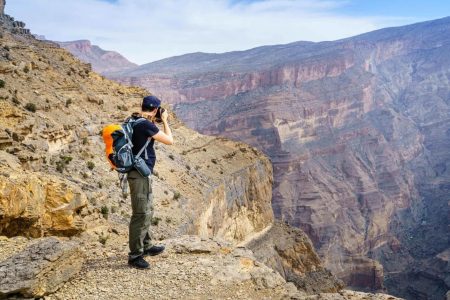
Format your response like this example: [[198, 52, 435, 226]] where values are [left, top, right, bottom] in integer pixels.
[[127, 169, 154, 260]]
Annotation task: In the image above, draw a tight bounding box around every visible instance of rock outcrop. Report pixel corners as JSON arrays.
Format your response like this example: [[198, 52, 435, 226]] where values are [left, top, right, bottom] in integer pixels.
[[245, 221, 344, 293], [58, 40, 138, 74], [0, 152, 87, 237], [0, 3, 30, 36], [0, 1, 4, 16], [108, 17, 450, 299], [0, 237, 84, 299]]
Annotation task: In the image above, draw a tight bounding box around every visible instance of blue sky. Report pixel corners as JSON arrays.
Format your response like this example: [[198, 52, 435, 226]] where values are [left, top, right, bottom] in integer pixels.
[[6, 0, 450, 64]]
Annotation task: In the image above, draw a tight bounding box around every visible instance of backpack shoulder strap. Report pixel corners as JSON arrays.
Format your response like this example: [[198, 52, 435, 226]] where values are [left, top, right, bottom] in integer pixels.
[[136, 139, 150, 158], [122, 117, 147, 146]]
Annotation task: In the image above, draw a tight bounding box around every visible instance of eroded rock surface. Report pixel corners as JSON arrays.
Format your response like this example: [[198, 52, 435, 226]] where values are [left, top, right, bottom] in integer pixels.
[[0, 237, 83, 299], [245, 222, 344, 293], [0, 152, 87, 237]]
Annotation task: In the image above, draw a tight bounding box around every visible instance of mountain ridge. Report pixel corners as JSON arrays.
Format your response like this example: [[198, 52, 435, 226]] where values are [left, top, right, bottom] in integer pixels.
[[58, 39, 138, 74]]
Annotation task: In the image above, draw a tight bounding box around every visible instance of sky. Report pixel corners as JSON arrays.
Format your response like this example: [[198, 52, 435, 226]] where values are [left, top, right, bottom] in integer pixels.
[[6, 0, 450, 65]]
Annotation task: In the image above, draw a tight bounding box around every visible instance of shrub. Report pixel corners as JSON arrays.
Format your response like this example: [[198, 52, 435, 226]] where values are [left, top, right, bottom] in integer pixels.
[[0, 79, 5, 88], [173, 191, 181, 200], [23, 65, 30, 73], [87, 161, 95, 170], [97, 181, 103, 188], [55, 156, 72, 173], [82, 137, 88, 145], [25, 103, 36, 112], [65, 99, 72, 108], [151, 217, 161, 226], [101, 205, 109, 219], [168, 154, 174, 160], [110, 206, 118, 213], [61, 155, 73, 164]]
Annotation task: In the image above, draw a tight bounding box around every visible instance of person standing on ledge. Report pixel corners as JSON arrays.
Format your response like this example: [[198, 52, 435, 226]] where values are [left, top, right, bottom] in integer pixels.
[[127, 95, 173, 269]]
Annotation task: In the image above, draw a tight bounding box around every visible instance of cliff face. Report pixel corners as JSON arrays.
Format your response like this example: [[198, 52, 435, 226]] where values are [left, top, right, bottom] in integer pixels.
[[108, 17, 450, 299], [58, 40, 137, 74], [244, 221, 344, 293], [0, 1, 4, 16]]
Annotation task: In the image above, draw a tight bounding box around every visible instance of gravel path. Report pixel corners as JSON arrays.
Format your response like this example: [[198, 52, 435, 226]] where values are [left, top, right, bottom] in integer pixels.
[[44, 250, 287, 300]]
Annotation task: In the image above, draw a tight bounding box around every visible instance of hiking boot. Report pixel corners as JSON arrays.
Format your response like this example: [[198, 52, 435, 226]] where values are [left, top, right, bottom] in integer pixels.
[[128, 256, 150, 269], [143, 245, 165, 257]]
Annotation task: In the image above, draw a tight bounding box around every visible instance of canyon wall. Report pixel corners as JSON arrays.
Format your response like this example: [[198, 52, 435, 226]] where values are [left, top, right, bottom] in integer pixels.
[[109, 17, 450, 299]]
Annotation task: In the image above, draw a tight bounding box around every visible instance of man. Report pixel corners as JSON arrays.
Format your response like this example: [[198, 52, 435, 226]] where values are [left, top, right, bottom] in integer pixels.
[[127, 95, 173, 269]]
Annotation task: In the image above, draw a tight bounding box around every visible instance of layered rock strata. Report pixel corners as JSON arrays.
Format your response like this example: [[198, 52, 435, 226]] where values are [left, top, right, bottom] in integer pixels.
[[0, 237, 84, 299], [109, 17, 450, 299]]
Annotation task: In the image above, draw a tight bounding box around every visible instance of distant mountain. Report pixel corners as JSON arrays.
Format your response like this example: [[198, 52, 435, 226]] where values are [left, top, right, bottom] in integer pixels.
[[108, 16, 450, 300], [57, 40, 137, 74]]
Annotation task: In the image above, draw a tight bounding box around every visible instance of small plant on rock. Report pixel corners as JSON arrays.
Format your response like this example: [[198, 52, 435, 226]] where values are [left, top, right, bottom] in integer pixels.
[[25, 103, 36, 112], [87, 161, 95, 170], [0, 79, 5, 88], [101, 205, 109, 219], [151, 216, 161, 226]]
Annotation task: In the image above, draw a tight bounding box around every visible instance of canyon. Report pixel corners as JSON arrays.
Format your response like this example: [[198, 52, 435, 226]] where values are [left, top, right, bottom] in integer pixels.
[[105, 17, 450, 299]]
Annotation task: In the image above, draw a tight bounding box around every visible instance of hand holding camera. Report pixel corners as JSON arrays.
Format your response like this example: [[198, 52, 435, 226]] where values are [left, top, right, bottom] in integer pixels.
[[154, 107, 167, 123]]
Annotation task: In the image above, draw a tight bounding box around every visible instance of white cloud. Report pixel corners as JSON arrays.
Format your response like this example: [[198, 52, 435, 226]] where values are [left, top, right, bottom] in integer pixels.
[[7, 0, 414, 64]]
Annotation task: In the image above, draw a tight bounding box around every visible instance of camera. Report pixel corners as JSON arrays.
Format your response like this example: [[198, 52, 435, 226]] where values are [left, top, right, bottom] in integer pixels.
[[154, 107, 165, 123]]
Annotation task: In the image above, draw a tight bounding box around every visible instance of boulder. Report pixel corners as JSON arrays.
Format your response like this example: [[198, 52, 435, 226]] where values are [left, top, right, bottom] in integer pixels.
[[0, 237, 84, 298]]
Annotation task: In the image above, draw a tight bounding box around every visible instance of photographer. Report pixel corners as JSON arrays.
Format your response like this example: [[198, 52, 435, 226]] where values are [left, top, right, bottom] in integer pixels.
[[127, 95, 173, 269]]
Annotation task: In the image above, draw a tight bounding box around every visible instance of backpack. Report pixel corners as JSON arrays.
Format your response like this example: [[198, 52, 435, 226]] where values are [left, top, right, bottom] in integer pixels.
[[102, 116, 149, 174], [102, 116, 153, 195]]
